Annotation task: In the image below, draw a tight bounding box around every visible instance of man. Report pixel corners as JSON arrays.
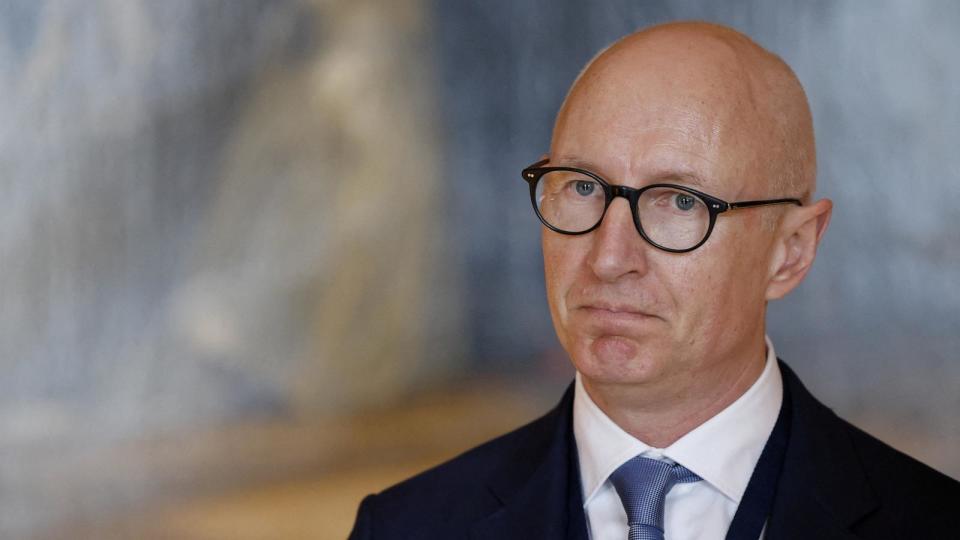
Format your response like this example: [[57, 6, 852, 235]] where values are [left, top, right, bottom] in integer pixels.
[[349, 21, 959, 539]]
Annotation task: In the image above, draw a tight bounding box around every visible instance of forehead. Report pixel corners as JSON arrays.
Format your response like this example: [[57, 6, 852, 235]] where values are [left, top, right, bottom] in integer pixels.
[[550, 40, 763, 191]]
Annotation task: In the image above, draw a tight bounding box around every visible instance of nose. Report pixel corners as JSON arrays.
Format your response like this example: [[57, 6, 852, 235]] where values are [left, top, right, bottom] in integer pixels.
[[586, 197, 650, 282]]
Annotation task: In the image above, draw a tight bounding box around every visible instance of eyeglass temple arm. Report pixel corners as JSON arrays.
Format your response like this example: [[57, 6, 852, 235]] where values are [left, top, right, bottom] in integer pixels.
[[527, 158, 550, 169], [727, 198, 802, 211]]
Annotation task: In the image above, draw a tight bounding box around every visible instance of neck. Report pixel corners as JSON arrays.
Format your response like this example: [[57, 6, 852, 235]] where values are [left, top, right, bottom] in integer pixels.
[[581, 338, 767, 448]]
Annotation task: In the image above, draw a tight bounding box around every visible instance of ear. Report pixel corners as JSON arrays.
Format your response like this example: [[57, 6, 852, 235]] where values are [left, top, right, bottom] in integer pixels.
[[765, 198, 832, 300]]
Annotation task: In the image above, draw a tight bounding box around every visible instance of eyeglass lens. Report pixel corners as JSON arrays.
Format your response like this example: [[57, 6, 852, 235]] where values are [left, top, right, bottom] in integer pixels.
[[534, 170, 711, 251]]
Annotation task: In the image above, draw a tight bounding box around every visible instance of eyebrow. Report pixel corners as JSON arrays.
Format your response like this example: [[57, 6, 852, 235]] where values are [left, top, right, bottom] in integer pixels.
[[550, 156, 710, 189]]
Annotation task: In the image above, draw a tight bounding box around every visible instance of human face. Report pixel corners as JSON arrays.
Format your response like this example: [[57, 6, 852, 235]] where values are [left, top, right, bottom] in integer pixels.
[[543, 51, 777, 393]]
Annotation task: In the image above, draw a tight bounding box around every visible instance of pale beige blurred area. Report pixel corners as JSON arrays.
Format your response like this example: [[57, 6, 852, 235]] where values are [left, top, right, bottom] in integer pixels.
[[175, 0, 459, 412]]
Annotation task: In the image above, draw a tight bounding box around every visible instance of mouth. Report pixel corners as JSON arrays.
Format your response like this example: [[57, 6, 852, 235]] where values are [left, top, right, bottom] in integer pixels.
[[579, 301, 653, 316], [574, 303, 659, 330]]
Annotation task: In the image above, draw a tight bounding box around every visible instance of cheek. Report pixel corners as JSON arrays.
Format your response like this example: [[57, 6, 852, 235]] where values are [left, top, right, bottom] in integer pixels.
[[542, 236, 569, 296], [664, 251, 735, 333], [676, 240, 766, 337], [665, 263, 708, 324], [542, 234, 587, 322]]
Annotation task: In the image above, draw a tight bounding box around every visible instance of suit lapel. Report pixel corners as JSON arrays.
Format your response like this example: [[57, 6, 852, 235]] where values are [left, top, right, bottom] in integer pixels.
[[469, 384, 589, 540], [766, 362, 878, 539]]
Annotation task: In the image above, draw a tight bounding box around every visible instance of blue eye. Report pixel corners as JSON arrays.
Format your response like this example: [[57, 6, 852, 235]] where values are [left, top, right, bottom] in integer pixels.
[[674, 193, 696, 210], [574, 180, 596, 196]]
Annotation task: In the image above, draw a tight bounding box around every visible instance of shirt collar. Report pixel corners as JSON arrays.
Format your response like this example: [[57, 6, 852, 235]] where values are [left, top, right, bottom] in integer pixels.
[[573, 336, 783, 506]]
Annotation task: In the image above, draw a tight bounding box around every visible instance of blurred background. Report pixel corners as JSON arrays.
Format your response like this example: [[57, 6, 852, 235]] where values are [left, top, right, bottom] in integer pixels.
[[1, 0, 958, 538]]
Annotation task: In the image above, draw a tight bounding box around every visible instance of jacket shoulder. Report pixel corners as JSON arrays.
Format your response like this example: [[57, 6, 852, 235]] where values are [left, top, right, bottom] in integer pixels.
[[841, 419, 960, 531], [843, 418, 958, 493], [778, 360, 960, 536]]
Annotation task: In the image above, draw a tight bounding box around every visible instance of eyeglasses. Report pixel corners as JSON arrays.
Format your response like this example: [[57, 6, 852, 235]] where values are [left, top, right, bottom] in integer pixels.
[[521, 159, 802, 253]]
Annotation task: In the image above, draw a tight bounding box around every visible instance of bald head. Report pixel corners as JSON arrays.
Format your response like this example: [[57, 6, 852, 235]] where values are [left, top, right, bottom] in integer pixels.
[[553, 21, 816, 202]]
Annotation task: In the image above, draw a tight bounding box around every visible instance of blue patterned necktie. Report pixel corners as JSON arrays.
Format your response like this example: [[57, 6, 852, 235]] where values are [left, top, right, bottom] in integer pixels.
[[609, 456, 702, 540]]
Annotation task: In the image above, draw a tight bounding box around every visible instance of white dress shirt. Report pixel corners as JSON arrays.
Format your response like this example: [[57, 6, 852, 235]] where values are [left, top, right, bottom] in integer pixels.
[[573, 337, 783, 540]]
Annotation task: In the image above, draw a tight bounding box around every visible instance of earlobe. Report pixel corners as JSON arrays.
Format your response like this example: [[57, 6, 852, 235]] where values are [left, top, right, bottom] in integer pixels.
[[765, 199, 833, 300]]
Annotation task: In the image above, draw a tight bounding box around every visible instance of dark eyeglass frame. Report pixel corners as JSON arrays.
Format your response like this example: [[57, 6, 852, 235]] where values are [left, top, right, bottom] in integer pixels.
[[521, 158, 802, 253]]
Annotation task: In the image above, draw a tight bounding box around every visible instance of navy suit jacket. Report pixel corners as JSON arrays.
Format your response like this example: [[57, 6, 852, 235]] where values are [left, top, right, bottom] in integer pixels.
[[349, 362, 960, 539]]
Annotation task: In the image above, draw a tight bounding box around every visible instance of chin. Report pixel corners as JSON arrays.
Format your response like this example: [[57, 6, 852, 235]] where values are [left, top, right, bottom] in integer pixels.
[[568, 334, 672, 386]]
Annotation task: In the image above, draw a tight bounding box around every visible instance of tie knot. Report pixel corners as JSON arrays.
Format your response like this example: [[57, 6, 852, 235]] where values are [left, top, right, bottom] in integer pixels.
[[609, 456, 702, 540]]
